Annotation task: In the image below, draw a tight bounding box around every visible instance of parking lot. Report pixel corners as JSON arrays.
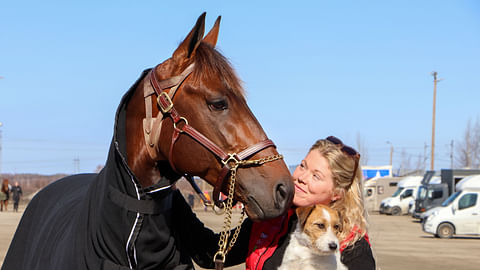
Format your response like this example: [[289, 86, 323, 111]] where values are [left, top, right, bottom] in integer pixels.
[[366, 213, 479, 270], [194, 210, 480, 270], [1, 206, 479, 269]]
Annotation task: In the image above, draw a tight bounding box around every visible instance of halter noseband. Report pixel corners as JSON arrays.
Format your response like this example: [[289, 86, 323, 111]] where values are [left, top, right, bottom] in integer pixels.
[[143, 61, 281, 206]]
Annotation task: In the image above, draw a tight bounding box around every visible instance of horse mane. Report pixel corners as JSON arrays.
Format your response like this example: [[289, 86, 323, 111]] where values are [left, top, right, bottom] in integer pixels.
[[190, 42, 245, 99]]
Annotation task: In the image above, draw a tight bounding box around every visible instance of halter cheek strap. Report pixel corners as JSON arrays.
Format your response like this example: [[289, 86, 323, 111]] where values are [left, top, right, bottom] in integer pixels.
[[142, 63, 196, 161]]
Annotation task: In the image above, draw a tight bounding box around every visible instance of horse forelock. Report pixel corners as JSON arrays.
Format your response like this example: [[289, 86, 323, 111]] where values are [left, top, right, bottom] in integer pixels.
[[190, 42, 245, 99]]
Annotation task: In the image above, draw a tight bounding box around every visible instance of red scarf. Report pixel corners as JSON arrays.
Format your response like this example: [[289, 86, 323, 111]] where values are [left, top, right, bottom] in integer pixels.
[[340, 225, 370, 252]]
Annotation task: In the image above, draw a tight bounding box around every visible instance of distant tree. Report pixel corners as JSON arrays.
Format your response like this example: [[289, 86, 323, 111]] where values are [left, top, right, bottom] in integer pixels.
[[398, 148, 412, 175], [356, 132, 369, 166], [414, 154, 425, 173], [456, 118, 480, 168]]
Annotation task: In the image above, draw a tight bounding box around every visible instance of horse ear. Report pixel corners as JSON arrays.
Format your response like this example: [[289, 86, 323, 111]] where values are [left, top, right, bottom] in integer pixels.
[[203, 16, 221, 47], [172, 12, 206, 61]]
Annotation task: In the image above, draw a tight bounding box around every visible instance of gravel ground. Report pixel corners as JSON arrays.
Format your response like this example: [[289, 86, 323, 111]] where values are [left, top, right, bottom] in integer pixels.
[[1, 204, 479, 269]]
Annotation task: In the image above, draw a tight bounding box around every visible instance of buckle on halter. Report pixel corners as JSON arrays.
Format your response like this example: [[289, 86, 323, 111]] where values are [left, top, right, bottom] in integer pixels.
[[222, 153, 239, 166], [157, 92, 174, 113]]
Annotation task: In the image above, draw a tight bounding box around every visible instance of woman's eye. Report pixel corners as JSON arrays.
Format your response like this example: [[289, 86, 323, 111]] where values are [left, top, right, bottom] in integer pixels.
[[208, 100, 228, 111]]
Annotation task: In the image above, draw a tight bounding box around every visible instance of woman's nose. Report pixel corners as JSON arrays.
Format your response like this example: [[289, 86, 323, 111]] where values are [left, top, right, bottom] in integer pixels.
[[296, 172, 308, 184]]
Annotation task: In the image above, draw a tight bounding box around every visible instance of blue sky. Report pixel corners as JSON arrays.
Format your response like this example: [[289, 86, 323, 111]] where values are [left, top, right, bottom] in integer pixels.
[[1, 1, 479, 175]]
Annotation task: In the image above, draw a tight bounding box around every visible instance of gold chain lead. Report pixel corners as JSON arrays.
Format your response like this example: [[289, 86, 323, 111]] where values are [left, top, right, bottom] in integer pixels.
[[214, 154, 283, 266]]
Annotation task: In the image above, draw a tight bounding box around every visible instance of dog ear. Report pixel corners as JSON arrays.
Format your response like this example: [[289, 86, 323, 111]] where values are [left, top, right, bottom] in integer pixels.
[[336, 210, 344, 233], [296, 205, 315, 229]]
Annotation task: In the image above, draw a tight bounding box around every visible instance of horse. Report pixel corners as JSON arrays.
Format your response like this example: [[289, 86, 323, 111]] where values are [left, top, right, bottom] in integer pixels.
[[0, 179, 9, 211], [2, 13, 294, 269]]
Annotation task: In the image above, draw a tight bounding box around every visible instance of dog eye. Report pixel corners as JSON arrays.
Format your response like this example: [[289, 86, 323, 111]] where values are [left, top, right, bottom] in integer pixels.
[[334, 224, 342, 232], [316, 223, 325, 229]]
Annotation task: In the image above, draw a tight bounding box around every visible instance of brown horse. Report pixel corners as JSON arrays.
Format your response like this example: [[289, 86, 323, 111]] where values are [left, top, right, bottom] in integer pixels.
[[125, 13, 293, 220], [3, 13, 293, 269], [0, 179, 9, 211]]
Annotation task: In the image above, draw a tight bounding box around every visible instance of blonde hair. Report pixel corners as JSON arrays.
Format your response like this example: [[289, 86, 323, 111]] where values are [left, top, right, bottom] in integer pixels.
[[309, 139, 368, 247]]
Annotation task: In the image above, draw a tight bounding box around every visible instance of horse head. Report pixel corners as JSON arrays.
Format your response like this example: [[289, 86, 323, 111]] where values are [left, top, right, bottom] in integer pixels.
[[126, 13, 293, 221]]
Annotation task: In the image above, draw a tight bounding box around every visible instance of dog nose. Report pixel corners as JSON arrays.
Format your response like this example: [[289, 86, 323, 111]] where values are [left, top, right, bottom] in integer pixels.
[[328, 242, 338, 251]]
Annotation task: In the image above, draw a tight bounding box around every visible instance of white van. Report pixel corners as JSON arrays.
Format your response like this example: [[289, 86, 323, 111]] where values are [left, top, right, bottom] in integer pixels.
[[423, 175, 480, 238], [364, 176, 400, 212], [379, 176, 423, 215]]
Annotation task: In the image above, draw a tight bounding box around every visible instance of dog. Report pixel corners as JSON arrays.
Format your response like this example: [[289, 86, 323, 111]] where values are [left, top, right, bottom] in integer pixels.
[[278, 204, 347, 270]]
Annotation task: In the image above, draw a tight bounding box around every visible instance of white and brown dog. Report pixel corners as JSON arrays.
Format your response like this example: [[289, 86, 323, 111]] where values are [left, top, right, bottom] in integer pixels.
[[278, 205, 347, 270]]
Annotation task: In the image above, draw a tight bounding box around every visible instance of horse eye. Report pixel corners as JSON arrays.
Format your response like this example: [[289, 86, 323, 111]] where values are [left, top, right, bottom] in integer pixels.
[[208, 99, 228, 111]]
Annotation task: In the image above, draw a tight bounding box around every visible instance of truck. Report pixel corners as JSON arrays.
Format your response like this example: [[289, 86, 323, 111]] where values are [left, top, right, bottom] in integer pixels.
[[422, 174, 480, 238], [413, 169, 480, 219], [379, 176, 423, 215], [364, 176, 400, 212]]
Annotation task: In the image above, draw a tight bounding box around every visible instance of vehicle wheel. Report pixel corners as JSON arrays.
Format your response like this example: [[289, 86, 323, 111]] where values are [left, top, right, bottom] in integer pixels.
[[437, 223, 454, 239], [391, 206, 402, 216]]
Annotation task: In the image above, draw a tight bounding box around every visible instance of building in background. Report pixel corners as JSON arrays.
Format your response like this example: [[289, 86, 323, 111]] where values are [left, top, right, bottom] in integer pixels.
[[362, 165, 392, 180]]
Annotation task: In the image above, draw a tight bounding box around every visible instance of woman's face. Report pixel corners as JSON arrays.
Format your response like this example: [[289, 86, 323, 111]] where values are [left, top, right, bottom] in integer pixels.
[[292, 150, 340, 207]]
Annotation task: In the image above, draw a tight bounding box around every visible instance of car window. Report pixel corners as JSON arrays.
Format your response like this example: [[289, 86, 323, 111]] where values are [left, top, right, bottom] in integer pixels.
[[442, 191, 461, 207], [403, 189, 413, 198], [392, 187, 404, 197], [458, 193, 478, 210]]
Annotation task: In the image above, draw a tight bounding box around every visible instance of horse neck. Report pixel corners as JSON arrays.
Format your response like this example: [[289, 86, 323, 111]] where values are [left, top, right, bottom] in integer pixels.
[[125, 80, 164, 188]]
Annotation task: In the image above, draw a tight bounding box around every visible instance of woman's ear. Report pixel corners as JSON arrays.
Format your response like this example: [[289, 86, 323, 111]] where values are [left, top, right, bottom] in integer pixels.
[[331, 188, 344, 202]]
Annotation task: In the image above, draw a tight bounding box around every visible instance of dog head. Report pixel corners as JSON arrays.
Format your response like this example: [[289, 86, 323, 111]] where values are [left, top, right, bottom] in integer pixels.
[[296, 204, 343, 254]]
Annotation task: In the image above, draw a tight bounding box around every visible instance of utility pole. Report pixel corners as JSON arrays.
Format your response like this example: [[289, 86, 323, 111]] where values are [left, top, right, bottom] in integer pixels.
[[431, 72, 443, 170], [386, 141, 394, 169], [450, 140, 454, 169], [73, 157, 80, 173]]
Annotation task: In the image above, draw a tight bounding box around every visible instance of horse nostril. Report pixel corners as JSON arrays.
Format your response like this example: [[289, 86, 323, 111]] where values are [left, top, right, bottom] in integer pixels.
[[274, 183, 288, 209], [328, 242, 338, 251]]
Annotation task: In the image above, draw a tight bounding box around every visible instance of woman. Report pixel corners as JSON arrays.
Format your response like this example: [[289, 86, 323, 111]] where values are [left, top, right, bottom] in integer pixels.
[[244, 136, 375, 269], [172, 136, 375, 269]]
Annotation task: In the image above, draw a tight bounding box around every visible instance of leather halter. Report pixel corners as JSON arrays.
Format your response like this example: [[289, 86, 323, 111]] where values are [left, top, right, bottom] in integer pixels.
[[143, 61, 278, 206]]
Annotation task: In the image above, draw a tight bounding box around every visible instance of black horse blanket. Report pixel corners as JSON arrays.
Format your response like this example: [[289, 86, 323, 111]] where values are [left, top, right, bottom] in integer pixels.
[[2, 70, 222, 270]]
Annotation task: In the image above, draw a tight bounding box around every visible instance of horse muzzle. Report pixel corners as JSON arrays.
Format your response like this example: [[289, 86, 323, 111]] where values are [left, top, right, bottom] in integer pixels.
[[241, 175, 294, 221]]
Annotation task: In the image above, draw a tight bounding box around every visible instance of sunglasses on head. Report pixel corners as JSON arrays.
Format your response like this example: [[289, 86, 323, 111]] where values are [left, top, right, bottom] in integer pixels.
[[326, 136, 360, 184]]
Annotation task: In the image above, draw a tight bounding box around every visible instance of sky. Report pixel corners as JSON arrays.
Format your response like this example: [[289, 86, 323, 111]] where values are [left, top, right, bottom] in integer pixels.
[[1, 1, 479, 175]]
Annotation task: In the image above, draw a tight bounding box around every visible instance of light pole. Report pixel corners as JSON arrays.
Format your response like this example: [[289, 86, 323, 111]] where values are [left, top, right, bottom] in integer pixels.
[[386, 141, 393, 168], [430, 72, 443, 170]]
